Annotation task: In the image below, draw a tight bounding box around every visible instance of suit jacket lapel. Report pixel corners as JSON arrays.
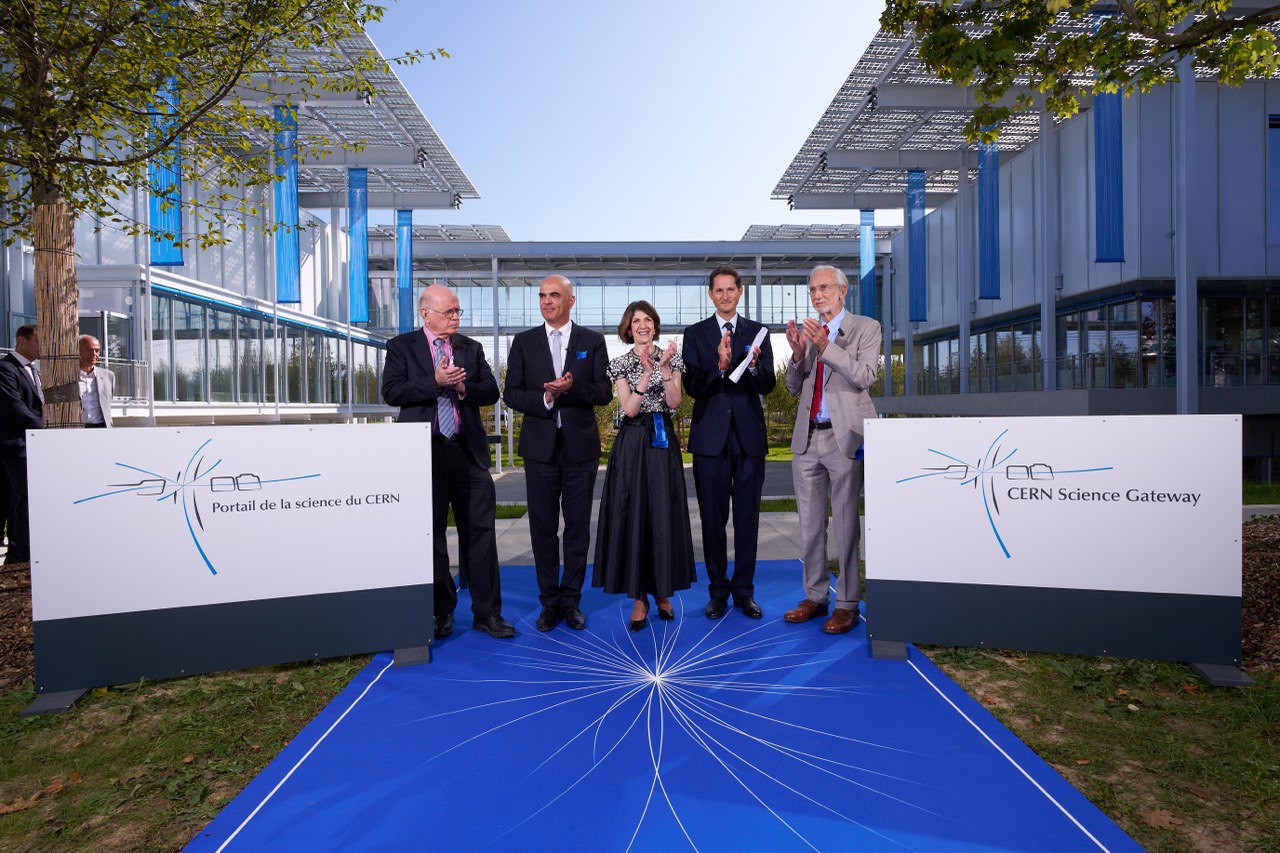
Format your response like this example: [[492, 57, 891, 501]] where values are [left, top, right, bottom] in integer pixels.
[[410, 330, 434, 377], [563, 323, 581, 373]]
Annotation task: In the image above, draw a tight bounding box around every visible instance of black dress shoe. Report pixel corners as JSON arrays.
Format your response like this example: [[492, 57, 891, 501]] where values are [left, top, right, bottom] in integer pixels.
[[704, 599, 728, 619], [735, 597, 763, 619], [563, 607, 586, 630], [536, 607, 561, 632], [473, 615, 516, 639], [434, 613, 455, 638], [656, 604, 674, 621], [630, 601, 649, 632]]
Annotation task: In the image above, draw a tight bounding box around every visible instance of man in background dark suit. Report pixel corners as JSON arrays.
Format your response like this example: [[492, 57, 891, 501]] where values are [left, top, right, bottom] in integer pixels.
[[503, 275, 611, 631], [682, 265, 776, 620], [382, 285, 513, 639], [0, 324, 44, 565]]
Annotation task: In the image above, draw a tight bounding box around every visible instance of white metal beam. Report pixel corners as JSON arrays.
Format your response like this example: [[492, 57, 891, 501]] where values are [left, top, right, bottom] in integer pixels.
[[295, 146, 421, 169], [299, 190, 454, 209], [873, 83, 1051, 111], [826, 148, 977, 171], [792, 191, 954, 210]]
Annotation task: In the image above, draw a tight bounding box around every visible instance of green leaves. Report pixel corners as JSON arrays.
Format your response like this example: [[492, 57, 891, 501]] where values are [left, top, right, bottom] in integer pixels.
[[0, 0, 440, 247], [881, 0, 1280, 143]]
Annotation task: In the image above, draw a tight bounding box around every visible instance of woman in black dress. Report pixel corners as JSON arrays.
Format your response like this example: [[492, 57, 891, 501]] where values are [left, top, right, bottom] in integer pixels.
[[592, 301, 697, 630]]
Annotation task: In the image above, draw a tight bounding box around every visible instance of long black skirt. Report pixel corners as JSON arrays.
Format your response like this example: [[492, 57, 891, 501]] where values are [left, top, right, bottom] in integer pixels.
[[591, 413, 697, 599]]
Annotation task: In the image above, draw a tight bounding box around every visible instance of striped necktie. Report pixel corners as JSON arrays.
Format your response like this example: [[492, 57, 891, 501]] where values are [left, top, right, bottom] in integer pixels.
[[433, 339, 457, 438]]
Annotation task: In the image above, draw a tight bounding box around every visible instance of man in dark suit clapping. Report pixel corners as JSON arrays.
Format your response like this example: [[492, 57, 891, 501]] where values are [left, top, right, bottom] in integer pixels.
[[0, 324, 44, 565], [503, 275, 611, 631], [382, 285, 513, 639], [681, 265, 776, 620]]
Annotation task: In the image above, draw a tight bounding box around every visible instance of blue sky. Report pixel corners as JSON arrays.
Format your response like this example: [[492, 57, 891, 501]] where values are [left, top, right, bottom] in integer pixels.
[[365, 1, 883, 240]]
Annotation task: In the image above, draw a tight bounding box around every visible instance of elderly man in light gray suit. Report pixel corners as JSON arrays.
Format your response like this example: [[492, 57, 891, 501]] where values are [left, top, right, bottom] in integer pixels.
[[782, 265, 881, 634], [78, 335, 114, 428]]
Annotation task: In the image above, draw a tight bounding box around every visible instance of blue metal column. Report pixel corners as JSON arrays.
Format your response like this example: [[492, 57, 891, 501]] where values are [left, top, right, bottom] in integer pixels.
[[347, 168, 369, 324], [859, 209, 876, 319], [273, 105, 301, 303], [396, 210, 414, 333], [978, 138, 1001, 298], [149, 78, 183, 266]]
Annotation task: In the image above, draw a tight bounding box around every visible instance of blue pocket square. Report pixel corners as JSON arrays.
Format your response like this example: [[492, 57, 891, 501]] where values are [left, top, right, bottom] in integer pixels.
[[575, 350, 588, 359]]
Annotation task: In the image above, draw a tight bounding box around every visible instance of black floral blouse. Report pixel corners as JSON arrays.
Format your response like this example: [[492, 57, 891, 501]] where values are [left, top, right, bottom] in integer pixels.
[[606, 348, 685, 414]]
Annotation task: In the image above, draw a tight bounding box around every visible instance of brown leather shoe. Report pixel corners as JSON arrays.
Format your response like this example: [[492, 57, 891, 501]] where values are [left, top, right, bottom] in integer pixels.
[[822, 608, 860, 634], [783, 599, 829, 623]]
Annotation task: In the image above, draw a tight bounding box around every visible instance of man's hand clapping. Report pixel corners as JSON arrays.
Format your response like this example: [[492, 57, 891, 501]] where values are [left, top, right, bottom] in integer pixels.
[[785, 320, 806, 361]]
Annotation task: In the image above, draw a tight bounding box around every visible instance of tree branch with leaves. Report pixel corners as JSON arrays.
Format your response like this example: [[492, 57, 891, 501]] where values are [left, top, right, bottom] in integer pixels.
[[880, 0, 1280, 142], [0, 0, 445, 426]]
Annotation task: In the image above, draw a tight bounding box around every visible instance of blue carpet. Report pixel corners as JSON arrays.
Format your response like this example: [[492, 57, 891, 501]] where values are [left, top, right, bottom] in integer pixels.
[[188, 560, 1138, 852]]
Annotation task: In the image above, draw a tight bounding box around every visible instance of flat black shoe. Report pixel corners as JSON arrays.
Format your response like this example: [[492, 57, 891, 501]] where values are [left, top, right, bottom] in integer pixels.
[[656, 605, 674, 621], [536, 607, 561, 632], [704, 599, 728, 619], [473, 615, 516, 639], [434, 613, 455, 638], [563, 607, 586, 630], [735, 597, 763, 619]]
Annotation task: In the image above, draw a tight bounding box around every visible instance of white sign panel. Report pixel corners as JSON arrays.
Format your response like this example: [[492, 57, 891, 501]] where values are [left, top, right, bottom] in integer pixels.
[[29, 424, 431, 621], [865, 415, 1241, 598]]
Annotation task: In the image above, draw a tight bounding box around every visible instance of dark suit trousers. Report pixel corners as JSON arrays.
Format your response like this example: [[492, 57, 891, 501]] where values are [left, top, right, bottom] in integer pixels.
[[432, 436, 501, 621], [525, 432, 598, 609], [692, 426, 765, 602], [0, 449, 29, 560]]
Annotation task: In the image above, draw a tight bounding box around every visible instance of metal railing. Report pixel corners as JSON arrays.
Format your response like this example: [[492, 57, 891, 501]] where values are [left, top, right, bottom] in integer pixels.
[[913, 351, 1280, 395]]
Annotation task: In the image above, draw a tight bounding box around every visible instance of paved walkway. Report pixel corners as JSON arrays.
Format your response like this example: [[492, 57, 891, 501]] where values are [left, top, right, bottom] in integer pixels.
[[492, 460, 797, 503]]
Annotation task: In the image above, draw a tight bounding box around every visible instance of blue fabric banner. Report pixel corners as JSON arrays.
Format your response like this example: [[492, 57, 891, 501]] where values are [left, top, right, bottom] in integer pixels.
[[859, 208, 876, 319], [273, 105, 301, 303], [1094, 89, 1125, 262], [907, 169, 927, 323], [978, 139, 1000, 299], [396, 209, 414, 333], [348, 169, 369, 324], [148, 78, 183, 267]]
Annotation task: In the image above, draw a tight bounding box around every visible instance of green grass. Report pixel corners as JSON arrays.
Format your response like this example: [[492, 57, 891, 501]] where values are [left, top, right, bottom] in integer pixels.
[[446, 504, 526, 526], [1243, 482, 1280, 505], [0, 657, 370, 850], [925, 649, 1280, 850]]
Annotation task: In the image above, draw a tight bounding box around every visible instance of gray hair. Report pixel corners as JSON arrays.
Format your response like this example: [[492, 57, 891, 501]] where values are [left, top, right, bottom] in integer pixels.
[[810, 264, 849, 289], [78, 334, 100, 347]]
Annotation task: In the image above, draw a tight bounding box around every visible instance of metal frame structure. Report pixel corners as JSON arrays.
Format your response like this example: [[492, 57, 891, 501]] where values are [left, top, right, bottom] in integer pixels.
[[234, 33, 478, 210]]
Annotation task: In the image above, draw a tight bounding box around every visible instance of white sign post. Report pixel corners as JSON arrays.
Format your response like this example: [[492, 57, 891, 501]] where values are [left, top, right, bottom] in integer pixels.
[[26, 424, 433, 709], [865, 415, 1243, 676]]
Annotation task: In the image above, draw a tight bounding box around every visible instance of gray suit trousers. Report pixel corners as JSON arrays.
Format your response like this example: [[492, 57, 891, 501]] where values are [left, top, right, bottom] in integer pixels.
[[792, 427, 862, 606]]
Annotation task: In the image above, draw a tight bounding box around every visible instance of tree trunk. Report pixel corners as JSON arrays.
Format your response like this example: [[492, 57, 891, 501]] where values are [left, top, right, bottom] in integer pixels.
[[32, 184, 83, 428]]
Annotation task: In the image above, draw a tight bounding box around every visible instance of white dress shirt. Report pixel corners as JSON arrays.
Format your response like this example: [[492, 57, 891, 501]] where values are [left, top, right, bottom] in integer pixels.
[[544, 321, 572, 416], [80, 369, 105, 424]]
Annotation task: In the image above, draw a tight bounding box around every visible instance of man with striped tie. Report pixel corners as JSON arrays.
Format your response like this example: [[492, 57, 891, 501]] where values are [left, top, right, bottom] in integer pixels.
[[783, 265, 881, 635], [382, 285, 513, 640]]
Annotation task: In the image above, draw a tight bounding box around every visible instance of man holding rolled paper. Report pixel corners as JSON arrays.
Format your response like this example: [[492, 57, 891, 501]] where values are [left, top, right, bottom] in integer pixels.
[[504, 275, 611, 632], [783, 265, 881, 634], [681, 264, 776, 620]]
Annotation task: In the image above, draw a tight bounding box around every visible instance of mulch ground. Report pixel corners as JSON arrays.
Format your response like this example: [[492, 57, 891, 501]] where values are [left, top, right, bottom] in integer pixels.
[[1, 517, 1278, 693], [1242, 516, 1280, 669]]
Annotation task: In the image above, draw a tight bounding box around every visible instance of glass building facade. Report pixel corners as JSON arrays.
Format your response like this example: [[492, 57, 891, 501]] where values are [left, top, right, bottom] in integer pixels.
[[149, 289, 385, 407], [914, 285, 1280, 395]]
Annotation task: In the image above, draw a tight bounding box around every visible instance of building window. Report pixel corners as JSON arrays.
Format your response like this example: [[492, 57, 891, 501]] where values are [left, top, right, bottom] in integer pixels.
[[173, 300, 206, 402], [238, 315, 263, 403], [152, 297, 173, 402], [209, 308, 235, 403], [285, 325, 305, 403]]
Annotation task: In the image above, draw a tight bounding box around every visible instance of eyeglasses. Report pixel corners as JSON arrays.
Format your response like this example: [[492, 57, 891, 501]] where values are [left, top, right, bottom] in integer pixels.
[[427, 307, 464, 318]]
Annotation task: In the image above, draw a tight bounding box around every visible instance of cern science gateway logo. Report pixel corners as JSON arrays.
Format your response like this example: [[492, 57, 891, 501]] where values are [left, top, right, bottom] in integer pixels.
[[73, 439, 319, 575], [895, 428, 1113, 560]]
